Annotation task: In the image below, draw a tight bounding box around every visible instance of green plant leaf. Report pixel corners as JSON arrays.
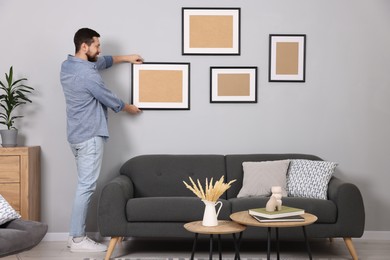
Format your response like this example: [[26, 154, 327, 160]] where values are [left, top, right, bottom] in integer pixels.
[[0, 66, 34, 129], [11, 78, 27, 87]]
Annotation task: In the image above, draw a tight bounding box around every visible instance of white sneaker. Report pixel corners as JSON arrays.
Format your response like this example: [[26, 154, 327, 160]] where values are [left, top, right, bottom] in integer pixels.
[[70, 236, 107, 252], [67, 236, 72, 248]]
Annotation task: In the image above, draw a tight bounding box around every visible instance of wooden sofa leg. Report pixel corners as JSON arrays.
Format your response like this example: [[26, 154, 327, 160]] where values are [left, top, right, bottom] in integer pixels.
[[105, 237, 122, 260], [343, 237, 358, 260]]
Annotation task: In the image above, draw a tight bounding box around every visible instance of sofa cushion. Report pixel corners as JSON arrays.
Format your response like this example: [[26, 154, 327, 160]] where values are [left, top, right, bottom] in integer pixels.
[[225, 154, 323, 199], [229, 196, 337, 223], [0, 219, 48, 257], [126, 197, 231, 222], [237, 160, 290, 198], [120, 155, 226, 198], [0, 195, 21, 225], [287, 159, 337, 199]]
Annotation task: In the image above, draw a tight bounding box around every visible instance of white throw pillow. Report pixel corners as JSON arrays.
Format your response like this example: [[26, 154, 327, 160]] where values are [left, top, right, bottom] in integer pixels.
[[0, 194, 21, 225], [237, 160, 291, 198], [286, 159, 337, 200]]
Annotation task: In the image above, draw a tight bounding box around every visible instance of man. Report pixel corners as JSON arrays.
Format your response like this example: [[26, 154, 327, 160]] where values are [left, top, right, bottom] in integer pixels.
[[60, 28, 143, 252]]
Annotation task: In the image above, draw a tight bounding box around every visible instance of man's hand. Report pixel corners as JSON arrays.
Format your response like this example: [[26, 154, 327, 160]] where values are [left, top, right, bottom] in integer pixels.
[[128, 54, 144, 64], [123, 104, 142, 115], [113, 54, 144, 64]]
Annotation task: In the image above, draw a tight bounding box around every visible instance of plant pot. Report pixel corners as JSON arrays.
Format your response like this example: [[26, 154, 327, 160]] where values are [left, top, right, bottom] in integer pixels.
[[0, 129, 18, 147]]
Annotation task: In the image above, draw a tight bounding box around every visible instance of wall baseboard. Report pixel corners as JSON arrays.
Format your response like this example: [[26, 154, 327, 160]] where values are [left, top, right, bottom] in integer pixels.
[[361, 231, 390, 240], [43, 231, 390, 241]]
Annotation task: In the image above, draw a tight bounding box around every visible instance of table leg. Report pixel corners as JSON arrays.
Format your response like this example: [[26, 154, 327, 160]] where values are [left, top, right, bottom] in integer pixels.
[[267, 227, 271, 260], [218, 234, 222, 260], [302, 226, 313, 260], [233, 232, 242, 260], [276, 227, 280, 260], [190, 233, 198, 260], [209, 234, 213, 260]]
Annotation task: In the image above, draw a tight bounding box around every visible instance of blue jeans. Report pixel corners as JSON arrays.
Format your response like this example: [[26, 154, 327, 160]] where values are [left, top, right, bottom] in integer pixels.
[[69, 136, 104, 237]]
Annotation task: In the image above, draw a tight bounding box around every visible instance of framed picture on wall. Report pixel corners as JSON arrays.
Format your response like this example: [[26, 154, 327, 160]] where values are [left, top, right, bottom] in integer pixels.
[[131, 62, 190, 110], [210, 67, 258, 103], [182, 7, 241, 55], [269, 34, 306, 82]]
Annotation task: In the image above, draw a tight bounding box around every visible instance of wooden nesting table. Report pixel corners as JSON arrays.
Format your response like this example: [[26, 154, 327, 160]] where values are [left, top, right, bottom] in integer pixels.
[[184, 220, 246, 260], [230, 211, 318, 260]]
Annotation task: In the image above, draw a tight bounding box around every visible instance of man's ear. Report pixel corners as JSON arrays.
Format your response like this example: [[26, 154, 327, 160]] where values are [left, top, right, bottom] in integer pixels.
[[80, 42, 89, 53]]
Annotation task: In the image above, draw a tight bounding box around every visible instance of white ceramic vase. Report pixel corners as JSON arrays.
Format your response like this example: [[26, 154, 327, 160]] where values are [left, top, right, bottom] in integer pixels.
[[202, 200, 223, 226]]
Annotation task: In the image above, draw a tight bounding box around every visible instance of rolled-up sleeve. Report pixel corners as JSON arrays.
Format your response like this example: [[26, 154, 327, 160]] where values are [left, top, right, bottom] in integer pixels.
[[96, 56, 113, 70], [86, 75, 125, 113]]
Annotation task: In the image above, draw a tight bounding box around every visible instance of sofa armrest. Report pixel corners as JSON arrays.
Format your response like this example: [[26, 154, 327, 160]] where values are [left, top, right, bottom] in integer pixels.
[[327, 177, 365, 237], [98, 175, 134, 237]]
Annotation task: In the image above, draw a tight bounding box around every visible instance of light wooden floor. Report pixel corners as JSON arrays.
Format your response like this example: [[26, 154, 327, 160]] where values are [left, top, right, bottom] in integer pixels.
[[2, 238, 389, 259]]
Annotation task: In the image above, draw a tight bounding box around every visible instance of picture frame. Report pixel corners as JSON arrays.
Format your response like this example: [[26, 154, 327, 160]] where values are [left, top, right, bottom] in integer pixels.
[[131, 62, 190, 110], [210, 67, 258, 103], [182, 7, 241, 55], [269, 34, 306, 82]]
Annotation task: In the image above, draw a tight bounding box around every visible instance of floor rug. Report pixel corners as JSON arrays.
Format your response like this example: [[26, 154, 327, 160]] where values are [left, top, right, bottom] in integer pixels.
[[83, 258, 346, 260], [84, 258, 266, 260], [84, 258, 263, 260], [83, 258, 267, 260], [84, 259, 266, 260]]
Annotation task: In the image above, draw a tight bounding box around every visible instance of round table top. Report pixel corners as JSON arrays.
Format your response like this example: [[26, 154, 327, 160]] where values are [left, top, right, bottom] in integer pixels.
[[184, 220, 246, 235], [230, 211, 318, 228]]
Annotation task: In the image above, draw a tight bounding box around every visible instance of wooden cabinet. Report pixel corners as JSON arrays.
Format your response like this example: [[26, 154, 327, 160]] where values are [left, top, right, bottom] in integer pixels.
[[0, 146, 40, 221]]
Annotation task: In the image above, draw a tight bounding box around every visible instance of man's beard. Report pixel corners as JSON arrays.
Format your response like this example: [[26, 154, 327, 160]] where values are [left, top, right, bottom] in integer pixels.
[[86, 53, 99, 62]]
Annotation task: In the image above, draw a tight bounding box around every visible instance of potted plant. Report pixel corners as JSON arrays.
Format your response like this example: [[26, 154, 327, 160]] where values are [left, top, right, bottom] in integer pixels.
[[0, 66, 34, 147]]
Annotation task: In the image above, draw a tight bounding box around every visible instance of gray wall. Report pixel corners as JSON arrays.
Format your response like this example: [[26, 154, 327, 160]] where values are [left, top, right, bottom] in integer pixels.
[[1, 0, 389, 233]]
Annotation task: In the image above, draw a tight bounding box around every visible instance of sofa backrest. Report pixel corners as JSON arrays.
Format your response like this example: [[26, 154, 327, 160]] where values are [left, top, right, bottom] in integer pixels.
[[225, 154, 323, 199], [120, 154, 226, 198]]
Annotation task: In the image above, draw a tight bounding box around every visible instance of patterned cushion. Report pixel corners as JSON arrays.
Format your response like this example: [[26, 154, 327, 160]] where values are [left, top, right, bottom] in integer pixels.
[[286, 159, 337, 200], [237, 160, 291, 198], [0, 194, 21, 225]]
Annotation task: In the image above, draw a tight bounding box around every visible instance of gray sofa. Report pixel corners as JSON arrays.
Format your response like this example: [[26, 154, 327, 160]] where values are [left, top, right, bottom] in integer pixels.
[[98, 154, 365, 260]]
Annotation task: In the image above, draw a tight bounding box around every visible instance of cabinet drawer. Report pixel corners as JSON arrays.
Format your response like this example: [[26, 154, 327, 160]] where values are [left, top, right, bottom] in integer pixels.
[[0, 183, 20, 211], [0, 156, 20, 182]]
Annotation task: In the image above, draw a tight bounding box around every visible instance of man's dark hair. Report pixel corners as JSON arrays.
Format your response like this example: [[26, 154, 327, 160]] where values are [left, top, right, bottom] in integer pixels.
[[73, 28, 100, 53]]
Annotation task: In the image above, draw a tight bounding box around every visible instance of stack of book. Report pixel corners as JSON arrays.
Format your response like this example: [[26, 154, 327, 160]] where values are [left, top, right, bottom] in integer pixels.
[[248, 206, 305, 223]]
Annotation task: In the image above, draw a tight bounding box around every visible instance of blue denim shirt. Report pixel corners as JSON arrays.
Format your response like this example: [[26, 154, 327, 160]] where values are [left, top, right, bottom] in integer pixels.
[[60, 55, 125, 144]]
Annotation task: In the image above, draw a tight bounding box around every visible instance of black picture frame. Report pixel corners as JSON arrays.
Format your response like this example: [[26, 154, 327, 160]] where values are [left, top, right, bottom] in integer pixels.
[[269, 34, 306, 82], [182, 7, 241, 55], [210, 66, 258, 103], [131, 62, 191, 110]]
